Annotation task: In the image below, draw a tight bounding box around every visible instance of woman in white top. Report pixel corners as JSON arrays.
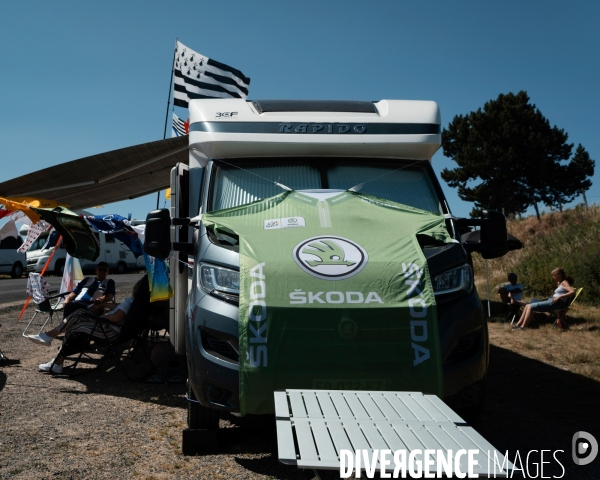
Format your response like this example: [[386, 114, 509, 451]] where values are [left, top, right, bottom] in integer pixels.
[[513, 268, 574, 329]]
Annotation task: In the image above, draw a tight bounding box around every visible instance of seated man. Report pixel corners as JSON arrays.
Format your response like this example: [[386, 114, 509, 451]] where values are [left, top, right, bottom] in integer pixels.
[[62, 262, 115, 318], [498, 273, 524, 311]]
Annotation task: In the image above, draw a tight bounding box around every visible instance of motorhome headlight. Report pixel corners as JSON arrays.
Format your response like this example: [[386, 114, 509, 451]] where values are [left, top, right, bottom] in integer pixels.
[[199, 263, 240, 296], [432, 264, 472, 295]]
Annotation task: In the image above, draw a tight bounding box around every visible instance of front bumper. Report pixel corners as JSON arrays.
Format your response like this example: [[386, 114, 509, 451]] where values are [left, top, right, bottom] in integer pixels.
[[437, 290, 488, 409], [187, 288, 488, 414], [26, 258, 45, 272]]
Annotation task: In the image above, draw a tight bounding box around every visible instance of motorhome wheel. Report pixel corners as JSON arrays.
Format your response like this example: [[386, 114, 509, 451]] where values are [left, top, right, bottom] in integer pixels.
[[10, 262, 23, 278], [454, 379, 487, 426], [187, 380, 219, 430], [116, 262, 127, 275]]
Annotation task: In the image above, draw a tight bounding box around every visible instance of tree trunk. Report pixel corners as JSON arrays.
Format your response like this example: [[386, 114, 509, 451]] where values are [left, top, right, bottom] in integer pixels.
[[533, 202, 541, 221]]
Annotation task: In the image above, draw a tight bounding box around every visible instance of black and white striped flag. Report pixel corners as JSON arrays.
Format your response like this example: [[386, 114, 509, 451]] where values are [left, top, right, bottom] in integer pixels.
[[173, 40, 250, 108], [172, 112, 188, 137]]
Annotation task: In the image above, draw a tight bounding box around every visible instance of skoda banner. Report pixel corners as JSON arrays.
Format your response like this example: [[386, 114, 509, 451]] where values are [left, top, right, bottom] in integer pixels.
[[202, 191, 452, 415]]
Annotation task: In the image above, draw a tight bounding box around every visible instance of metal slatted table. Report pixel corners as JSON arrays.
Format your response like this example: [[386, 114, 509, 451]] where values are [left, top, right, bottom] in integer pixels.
[[275, 389, 514, 478]]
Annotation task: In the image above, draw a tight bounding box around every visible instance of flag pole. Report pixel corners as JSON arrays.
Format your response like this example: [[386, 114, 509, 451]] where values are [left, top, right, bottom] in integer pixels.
[[163, 39, 178, 139], [157, 39, 178, 210]]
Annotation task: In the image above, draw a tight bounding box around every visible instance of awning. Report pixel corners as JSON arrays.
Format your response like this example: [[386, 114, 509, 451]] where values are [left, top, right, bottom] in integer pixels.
[[0, 136, 188, 210]]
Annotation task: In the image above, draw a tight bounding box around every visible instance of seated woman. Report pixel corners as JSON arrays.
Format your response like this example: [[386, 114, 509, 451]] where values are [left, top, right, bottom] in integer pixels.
[[512, 268, 574, 330], [27, 277, 146, 374]]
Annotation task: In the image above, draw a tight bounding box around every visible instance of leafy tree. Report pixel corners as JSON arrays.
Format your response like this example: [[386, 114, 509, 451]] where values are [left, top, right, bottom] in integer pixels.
[[441, 91, 595, 219]]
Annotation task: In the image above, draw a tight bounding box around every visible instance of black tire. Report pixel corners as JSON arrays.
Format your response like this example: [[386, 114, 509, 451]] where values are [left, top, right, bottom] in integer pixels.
[[116, 262, 127, 274], [54, 259, 65, 276], [187, 380, 219, 429], [455, 391, 486, 427], [10, 262, 23, 278]]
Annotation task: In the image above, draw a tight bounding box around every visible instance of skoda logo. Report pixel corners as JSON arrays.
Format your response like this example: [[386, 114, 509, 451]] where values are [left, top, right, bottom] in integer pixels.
[[338, 318, 358, 339], [292, 236, 368, 280]]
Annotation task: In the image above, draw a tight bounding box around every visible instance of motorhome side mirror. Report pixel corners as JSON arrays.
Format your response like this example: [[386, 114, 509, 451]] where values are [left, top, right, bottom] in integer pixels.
[[479, 210, 508, 259], [458, 209, 509, 259], [144, 209, 171, 259]]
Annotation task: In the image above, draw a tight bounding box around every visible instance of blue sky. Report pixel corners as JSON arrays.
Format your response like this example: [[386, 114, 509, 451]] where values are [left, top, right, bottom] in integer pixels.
[[1, 1, 598, 222]]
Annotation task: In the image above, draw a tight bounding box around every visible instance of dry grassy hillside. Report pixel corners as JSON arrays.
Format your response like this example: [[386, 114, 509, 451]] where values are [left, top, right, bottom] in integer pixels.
[[472, 205, 600, 304]]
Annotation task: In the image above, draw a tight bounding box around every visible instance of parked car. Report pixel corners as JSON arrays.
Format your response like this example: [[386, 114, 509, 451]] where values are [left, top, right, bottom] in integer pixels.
[[0, 235, 26, 278]]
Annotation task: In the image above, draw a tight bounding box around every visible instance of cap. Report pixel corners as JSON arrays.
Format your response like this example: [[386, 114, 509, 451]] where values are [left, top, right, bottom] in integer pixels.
[[508, 273, 517, 281], [97, 261, 109, 269]]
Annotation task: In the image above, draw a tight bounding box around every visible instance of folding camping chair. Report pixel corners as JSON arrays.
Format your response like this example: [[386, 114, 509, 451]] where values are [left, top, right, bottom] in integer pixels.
[[506, 302, 522, 324], [56, 275, 153, 380], [552, 287, 583, 329], [22, 273, 70, 336]]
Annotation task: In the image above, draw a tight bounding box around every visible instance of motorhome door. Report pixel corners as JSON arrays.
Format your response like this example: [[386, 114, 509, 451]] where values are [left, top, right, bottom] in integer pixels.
[[170, 163, 190, 354]]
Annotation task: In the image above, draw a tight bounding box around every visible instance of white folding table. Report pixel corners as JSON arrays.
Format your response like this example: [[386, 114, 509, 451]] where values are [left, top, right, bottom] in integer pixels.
[[275, 389, 514, 478]]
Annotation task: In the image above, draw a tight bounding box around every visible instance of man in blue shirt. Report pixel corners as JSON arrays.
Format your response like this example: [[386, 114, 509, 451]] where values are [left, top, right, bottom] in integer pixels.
[[62, 261, 116, 317]]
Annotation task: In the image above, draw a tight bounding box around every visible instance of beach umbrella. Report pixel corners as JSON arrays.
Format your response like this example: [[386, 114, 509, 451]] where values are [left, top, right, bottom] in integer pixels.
[[31, 207, 99, 261]]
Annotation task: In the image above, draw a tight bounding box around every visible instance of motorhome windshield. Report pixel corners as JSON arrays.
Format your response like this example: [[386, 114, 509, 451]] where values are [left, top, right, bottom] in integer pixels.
[[28, 235, 48, 251], [209, 158, 443, 214]]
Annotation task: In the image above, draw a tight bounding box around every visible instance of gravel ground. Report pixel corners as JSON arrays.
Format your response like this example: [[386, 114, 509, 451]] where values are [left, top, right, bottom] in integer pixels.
[[1, 292, 599, 479], [0, 289, 311, 480]]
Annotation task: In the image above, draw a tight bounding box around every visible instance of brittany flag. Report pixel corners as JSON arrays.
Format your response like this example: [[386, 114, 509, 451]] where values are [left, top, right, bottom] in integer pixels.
[[172, 40, 250, 108]]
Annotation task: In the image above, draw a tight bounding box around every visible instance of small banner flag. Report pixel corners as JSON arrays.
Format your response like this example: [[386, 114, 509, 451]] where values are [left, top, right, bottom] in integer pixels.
[[85, 214, 143, 258], [18, 220, 52, 253], [26, 273, 51, 304], [0, 197, 41, 223], [172, 113, 188, 137], [60, 254, 84, 296], [173, 40, 250, 108], [143, 253, 173, 302]]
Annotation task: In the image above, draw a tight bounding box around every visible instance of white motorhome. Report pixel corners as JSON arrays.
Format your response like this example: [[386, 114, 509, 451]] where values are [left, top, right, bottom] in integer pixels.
[[24, 228, 145, 275], [144, 99, 509, 447]]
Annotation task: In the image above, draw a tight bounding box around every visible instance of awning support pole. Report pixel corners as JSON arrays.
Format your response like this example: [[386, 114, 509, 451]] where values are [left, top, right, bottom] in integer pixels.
[[486, 259, 491, 318]]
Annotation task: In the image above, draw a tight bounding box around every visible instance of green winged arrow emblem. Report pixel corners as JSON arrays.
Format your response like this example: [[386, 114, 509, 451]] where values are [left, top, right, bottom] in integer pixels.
[[302, 239, 356, 267]]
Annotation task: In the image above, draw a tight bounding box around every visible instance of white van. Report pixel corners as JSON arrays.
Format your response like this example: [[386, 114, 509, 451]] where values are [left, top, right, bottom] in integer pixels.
[[25, 229, 145, 275], [0, 235, 26, 278]]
